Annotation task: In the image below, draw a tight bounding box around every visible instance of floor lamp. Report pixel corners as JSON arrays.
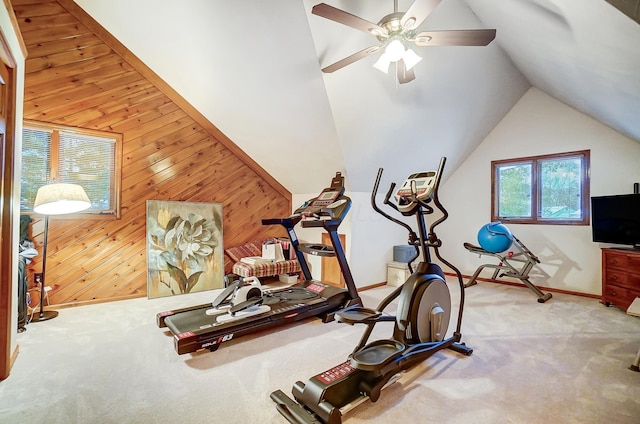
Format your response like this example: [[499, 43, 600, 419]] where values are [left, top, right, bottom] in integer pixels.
[[31, 182, 90, 322]]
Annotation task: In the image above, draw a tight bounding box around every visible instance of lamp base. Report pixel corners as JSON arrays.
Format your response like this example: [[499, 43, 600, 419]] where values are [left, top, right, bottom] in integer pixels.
[[31, 310, 59, 322]]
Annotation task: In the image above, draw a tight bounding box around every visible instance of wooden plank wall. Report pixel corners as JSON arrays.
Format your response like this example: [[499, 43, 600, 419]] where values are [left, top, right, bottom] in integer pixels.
[[12, 0, 292, 307]]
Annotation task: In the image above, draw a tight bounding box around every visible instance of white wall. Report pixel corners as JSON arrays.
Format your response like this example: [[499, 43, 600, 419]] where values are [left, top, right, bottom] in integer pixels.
[[439, 87, 640, 295], [292, 88, 640, 295], [332, 87, 640, 295]]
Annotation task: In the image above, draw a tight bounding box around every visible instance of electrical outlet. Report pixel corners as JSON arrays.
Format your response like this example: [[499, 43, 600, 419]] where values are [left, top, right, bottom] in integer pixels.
[[34, 272, 43, 285]]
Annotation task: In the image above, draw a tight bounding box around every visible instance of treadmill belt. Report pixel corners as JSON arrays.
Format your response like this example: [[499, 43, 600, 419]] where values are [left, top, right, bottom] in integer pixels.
[[165, 287, 323, 334]]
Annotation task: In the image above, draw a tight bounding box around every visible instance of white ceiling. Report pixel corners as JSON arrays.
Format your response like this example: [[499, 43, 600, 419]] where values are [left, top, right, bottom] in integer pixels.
[[74, 0, 640, 194]]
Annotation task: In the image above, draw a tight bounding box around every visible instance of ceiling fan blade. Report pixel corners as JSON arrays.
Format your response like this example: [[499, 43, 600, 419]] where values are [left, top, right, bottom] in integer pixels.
[[414, 29, 497, 46], [397, 59, 416, 84], [321, 46, 381, 73], [401, 0, 442, 30], [312, 3, 387, 36]]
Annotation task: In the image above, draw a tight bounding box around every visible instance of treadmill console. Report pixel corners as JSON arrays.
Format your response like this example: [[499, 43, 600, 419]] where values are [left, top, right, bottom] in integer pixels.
[[310, 187, 342, 208], [295, 172, 347, 219], [394, 170, 437, 212]]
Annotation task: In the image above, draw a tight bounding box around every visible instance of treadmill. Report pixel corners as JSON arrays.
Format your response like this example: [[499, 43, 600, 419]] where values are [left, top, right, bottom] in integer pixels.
[[156, 172, 362, 355]]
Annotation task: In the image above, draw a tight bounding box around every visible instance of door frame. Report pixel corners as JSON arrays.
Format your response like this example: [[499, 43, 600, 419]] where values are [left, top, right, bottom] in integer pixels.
[[0, 18, 21, 380]]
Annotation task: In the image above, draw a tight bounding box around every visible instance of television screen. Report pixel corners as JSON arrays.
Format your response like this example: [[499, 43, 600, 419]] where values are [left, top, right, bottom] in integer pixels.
[[591, 194, 640, 248]]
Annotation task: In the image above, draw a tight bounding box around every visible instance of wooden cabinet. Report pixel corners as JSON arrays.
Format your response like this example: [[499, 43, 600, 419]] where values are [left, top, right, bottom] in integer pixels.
[[602, 248, 640, 311], [321, 233, 346, 288]]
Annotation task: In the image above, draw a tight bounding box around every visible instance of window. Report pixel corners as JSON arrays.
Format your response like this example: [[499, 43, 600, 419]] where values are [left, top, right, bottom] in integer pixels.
[[491, 150, 590, 225], [21, 121, 122, 218]]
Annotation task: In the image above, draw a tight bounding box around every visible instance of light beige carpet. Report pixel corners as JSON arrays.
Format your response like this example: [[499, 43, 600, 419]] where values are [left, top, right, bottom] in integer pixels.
[[1, 279, 639, 423]]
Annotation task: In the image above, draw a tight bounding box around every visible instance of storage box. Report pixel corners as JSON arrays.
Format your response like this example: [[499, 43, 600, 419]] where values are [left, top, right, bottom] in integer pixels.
[[279, 273, 299, 284], [387, 262, 411, 287], [393, 245, 415, 263]]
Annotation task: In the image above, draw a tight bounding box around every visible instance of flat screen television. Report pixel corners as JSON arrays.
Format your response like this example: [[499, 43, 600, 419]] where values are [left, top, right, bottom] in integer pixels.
[[591, 194, 640, 249]]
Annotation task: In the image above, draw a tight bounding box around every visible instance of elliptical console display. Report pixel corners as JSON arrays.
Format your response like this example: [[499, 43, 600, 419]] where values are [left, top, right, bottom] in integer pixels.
[[394, 170, 437, 212]]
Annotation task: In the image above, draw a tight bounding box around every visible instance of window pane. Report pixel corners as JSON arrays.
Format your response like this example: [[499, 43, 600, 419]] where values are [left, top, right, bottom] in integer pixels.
[[539, 157, 582, 219], [21, 128, 51, 211], [497, 163, 532, 218], [59, 131, 116, 212], [491, 151, 589, 225]]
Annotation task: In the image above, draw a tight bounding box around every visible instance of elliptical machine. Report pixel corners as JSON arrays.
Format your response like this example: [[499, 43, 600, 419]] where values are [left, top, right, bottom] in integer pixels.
[[271, 157, 472, 424]]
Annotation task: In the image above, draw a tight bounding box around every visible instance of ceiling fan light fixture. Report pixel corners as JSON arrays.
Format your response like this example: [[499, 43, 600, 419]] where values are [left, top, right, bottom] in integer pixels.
[[312, 1, 496, 83], [373, 54, 392, 74], [403, 48, 422, 71]]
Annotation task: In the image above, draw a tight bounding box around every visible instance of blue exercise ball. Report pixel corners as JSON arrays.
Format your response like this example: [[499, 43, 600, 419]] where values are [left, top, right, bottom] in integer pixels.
[[477, 222, 514, 253]]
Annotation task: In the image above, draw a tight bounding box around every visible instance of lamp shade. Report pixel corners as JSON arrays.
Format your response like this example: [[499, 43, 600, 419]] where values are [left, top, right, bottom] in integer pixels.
[[373, 54, 392, 74], [403, 48, 422, 71], [33, 183, 91, 215]]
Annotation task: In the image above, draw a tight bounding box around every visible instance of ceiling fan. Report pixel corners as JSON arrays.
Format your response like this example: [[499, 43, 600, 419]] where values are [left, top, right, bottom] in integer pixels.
[[312, 0, 496, 84]]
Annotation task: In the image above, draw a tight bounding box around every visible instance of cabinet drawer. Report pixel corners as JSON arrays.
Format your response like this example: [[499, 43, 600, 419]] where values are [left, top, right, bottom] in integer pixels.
[[604, 270, 640, 290], [603, 284, 639, 311], [604, 251, 640, 271]]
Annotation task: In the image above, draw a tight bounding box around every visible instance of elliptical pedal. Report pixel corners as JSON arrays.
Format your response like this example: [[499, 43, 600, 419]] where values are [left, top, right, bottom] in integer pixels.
[[271, 390, 321, 424]]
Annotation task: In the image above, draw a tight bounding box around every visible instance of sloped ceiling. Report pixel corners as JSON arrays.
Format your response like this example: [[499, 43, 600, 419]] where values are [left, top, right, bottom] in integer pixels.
[[73, 0, 640, 193]]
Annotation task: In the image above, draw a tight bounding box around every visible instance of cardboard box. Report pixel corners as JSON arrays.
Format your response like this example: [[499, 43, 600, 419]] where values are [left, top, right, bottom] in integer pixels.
[[387, 261, 411, 287], [279, 273, 299, 284]]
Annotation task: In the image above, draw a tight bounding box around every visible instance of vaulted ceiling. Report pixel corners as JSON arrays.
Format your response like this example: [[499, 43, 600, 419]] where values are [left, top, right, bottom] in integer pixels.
[[74, 0, 640, 193]]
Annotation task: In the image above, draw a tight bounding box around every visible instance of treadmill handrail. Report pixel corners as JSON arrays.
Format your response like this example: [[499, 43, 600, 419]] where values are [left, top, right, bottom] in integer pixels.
[[261, 215, 302, 228]]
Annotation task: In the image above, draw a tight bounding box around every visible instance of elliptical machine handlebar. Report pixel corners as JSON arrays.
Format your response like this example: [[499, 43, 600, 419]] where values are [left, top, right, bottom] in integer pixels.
[[426, 157, 449, 243], [371, 168, 421, 269], [371, 157, 449, 247], [371, 168, 415, 237]]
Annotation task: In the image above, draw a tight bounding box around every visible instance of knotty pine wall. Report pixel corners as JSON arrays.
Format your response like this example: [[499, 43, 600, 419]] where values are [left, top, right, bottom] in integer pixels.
[[13, 0, 292, 307]]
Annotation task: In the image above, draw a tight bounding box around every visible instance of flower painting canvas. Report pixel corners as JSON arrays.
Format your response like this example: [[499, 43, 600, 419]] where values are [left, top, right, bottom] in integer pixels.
[[146, 200, 224, 299]]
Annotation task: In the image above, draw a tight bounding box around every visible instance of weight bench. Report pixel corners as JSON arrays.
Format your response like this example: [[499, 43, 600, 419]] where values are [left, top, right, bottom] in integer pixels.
[[464, 234, 552, 303]]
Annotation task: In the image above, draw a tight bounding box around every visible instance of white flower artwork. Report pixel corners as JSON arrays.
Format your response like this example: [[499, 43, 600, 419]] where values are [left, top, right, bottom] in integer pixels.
[[146, 200, 224, 298]]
